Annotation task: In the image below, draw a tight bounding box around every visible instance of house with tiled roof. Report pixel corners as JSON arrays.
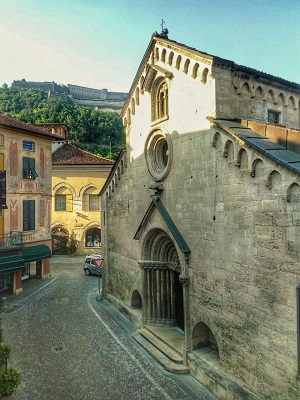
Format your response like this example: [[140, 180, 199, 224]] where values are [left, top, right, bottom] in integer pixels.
[[52, 142, 114, 255], [100, 31, 300, 400], [0, 113, 61, 295]]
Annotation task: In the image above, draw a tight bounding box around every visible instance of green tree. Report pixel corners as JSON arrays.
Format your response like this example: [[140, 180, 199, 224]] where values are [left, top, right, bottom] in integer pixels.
[[0, 87, 125, 160]]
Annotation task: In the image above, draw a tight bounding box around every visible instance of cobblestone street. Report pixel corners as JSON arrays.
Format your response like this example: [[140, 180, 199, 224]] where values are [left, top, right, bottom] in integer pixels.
[[1, 256, 216, 400]]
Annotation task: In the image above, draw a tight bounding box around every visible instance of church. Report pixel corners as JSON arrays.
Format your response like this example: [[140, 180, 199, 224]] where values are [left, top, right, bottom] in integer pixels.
[[100, 30, 300, 400]]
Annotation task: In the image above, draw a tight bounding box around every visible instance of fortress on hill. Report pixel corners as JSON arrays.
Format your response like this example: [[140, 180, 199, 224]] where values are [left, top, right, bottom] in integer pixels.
[[11, 79, 128, 110]]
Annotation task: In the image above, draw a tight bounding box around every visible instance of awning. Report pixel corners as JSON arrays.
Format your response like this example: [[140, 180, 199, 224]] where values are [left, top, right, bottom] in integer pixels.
[[0, 254, 25, 273], [22, 245, 51, 263]]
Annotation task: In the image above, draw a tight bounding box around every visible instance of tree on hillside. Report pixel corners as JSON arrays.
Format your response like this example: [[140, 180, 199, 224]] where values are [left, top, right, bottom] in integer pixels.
[[0, 88, 125, 160]]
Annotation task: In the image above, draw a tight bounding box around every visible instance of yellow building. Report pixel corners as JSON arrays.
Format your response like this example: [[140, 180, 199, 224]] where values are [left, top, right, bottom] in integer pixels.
[[52, 143, 114, 255], [0, 113, 57, 295]]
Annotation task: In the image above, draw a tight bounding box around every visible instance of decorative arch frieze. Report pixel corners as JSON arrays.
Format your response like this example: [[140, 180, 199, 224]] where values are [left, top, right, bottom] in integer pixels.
[[192, 63, 199, 79], [168, 51, 174, 66], [175, 55, 182, 70], [201, 68, 209, 84], [183, 58, 190, 74], [135, 87, 140, 106]]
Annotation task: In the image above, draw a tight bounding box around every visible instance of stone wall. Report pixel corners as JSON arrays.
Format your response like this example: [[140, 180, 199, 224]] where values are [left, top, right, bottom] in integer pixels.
[[101, 37, 300, 399]]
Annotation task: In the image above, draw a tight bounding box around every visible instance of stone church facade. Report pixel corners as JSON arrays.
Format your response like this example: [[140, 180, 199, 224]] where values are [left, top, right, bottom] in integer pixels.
[[101, 31, 300, 400]]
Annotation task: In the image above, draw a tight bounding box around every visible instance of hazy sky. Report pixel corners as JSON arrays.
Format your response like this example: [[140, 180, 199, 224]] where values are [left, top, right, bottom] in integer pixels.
[[0, 0, 299, 92]]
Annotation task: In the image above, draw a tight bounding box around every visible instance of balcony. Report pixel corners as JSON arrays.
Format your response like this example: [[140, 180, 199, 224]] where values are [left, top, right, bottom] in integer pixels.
[[0, 231, 23, 252]]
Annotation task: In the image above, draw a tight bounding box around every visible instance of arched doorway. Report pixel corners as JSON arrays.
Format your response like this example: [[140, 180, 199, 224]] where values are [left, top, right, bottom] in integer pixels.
[[52, 227, 69, 255], [139, 228, 184, 331]]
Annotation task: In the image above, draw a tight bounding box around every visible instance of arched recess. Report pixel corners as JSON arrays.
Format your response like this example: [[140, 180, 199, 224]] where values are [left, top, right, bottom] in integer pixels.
[[131, 290, 142, 309], [52, 226, 69, 255], [168, 52, 174, 66], [212, 132, 223, 150], [192, 322, 220, 360], [287, 182, 300, 203], [254, 86, 263, 100], [201, 68, 209, 84], [192, 63, 199, 79], [266, 170, 282, 192], [183, 59, 190, 74], [161, 48, 166, 62], [175, 55, 182, 70], [236, 148, 248, 170], [223, 140, 234, 161], [135, 87, 140, 106], [131, 98, 135, 115], [139, 228, 184, 330], [251, 158, 265, 179]]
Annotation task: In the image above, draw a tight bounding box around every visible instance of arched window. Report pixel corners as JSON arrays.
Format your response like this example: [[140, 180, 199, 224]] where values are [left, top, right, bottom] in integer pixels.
[[55, 187, 73, 212], [152, 79, 168, 122], [85, 227, 101, 248], [83, 187, 100, 211]]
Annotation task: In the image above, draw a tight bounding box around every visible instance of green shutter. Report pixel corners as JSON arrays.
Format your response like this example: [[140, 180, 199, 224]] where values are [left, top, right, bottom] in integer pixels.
[[23, 200, 35, 231]]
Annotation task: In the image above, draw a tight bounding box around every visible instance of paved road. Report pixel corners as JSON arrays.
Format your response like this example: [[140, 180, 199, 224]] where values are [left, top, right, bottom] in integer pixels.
[[1, 256, 216, 400]]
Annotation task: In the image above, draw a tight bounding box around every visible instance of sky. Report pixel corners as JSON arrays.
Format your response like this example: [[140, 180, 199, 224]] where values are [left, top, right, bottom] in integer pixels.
[[0, 0, 299, 93]]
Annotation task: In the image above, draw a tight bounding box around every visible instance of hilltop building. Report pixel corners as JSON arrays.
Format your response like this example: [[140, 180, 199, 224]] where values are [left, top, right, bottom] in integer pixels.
[[100, 31, 300, 400], [11, 79, 128, 110]]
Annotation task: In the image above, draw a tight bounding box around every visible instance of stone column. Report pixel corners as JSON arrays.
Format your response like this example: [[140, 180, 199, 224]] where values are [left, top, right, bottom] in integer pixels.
[[180, 275, 190, 366], [147, 269, 152, 323], [156, 269, 161, 323]]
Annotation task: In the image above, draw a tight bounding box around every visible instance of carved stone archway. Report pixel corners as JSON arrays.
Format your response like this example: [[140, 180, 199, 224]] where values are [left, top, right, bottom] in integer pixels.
[[139, 228, 184, 330]]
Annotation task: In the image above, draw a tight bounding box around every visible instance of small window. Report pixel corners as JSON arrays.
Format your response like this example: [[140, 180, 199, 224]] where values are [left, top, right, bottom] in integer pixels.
[[22, 141, 35, 151], [55, 195, 66, 211], [89, 195, 100, 211], [22, 157, 37, 179], [268, 110, 281, 125]]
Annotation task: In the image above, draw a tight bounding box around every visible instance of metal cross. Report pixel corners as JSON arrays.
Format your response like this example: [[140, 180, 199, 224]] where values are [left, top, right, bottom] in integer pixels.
[[161, 19, 165, 31]]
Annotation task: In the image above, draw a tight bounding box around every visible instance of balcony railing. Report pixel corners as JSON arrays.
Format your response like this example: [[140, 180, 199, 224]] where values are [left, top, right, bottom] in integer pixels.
[[0, 231, 23, 251]]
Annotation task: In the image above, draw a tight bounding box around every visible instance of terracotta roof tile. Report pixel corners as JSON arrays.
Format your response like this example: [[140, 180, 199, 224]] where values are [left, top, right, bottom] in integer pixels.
[[52, 143, 114, 165], [0, 113, 61, 138]]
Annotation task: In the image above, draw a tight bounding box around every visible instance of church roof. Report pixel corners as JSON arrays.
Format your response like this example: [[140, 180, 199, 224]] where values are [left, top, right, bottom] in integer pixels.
[[122, 33, 300, 116], [52, 143, 114, 165], [0, 113, 62, 139], [211, 118, 300, 176]]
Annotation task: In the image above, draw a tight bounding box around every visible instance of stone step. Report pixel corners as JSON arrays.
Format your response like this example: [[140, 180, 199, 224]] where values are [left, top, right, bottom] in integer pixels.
[[139, 328, 183, 363], [132, 330, 189, 374]]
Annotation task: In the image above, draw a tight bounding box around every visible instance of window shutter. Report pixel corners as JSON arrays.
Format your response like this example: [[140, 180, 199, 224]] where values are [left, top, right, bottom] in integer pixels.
[[66, 194, 73, 211], [23, 200, 29, 230], [29, 200, 35, 230]]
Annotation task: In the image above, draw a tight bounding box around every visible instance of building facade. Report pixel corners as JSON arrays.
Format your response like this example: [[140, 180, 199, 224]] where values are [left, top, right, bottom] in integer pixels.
[[0, 114, 58, 295], [52, 143, 114, 255], [101, 32, 300, 400]]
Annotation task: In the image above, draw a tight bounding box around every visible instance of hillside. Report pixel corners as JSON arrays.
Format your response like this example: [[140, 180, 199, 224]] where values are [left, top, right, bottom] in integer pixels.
[[0, 87, 125, 160]]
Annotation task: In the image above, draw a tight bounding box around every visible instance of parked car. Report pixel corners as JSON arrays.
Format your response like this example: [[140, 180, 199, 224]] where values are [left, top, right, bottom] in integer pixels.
[[83, 254, 103, 276]]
